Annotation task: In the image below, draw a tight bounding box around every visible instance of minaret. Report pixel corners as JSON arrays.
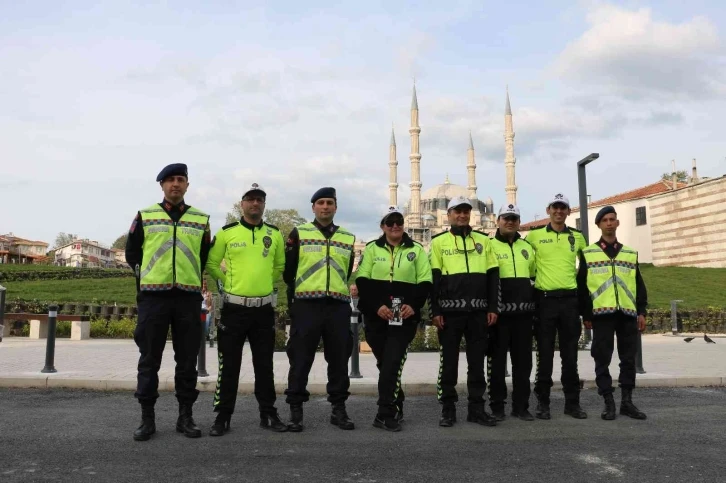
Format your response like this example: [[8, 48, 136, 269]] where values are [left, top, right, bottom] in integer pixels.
[[408, 83, 422, 228], [467, 131, 477, 200], [388, 126, 398, 206], [504, 87, 518, 205]]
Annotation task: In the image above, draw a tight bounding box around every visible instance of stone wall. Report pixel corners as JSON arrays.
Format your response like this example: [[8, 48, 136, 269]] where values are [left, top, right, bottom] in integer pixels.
[[649, 176, 726, 268]]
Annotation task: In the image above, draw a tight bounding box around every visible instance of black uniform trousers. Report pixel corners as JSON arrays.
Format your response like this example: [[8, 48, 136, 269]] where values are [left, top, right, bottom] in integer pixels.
[[134, 293, 202, 405], [213, 303, 277, 415], [284, 299, 353, 405], [487, 313, 534, 412], [364, 317, 418, 418], [591, 313, 638, 396], [533, 294, 581, 404], [437, 311, 489, 408]]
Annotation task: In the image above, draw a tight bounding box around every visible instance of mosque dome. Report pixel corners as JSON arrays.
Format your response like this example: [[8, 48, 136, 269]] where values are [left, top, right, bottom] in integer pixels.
[[421, 177, 470, 201]]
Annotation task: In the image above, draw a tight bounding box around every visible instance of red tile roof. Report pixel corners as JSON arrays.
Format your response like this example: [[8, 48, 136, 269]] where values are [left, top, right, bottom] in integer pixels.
[[570, 180, 688, 213], [519, 218, 549, 231], [520, 180, 688, 227]]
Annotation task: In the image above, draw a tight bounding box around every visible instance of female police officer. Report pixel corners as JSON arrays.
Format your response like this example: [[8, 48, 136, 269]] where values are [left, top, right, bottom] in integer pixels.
[[354, 206, 432, 431]]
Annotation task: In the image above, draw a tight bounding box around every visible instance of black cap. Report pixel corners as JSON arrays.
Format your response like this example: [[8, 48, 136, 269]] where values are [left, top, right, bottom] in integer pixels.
[[595, 205, 617, 225], [311, 187, 336, 203], [156, 163, 188, 182]]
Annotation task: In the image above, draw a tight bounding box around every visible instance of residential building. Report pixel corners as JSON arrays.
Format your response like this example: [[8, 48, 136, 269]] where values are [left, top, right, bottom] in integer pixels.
[[111, 248, 127, 268], [0, 233, 50, 264], [54, 239, 115, 268]]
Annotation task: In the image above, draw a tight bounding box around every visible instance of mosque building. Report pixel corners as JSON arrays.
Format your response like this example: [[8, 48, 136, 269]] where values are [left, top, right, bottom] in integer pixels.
[[387, 84, 519, 245]]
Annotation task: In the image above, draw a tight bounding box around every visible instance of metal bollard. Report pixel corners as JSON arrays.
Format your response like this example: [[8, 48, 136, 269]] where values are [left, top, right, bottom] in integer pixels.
[[349, 297, 362, 378], [670, 300, 683, 335], [0, 284, 6, 342], [41, 304, 59, 373], [635, 330, 646, 374], [198, 308, 209, 377]]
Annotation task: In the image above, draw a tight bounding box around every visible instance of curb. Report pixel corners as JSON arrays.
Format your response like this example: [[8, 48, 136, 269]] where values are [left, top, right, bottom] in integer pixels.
[[2, 376, 725, 394]]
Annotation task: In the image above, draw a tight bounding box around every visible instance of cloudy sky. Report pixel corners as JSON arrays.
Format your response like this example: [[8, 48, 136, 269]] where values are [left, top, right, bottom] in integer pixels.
[[2, 0, 725, 246]]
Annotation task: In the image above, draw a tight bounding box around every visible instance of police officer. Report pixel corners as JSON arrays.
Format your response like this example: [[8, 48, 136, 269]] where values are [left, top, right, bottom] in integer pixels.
[[487, 204, 536, 421], [125, 163, 211, 441], [429, 196, 500, 427], [524, 193, 587, 420], [205, 183, 288, 436], [577, 206, 648, 421], [355, 206, 432, 432], [283, 187, 356, 432]]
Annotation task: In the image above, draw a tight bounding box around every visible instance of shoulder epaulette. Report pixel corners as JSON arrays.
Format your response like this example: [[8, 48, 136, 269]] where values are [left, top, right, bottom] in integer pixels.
[[264, 222, 280, 231], [222, 222, 239, 231], [568, 226, 582, 233], [431, 231, 448, 240], [412, 240, 423, 247], [472, 230, 488, 237], [365, 240, 377, 246], [530, 225, 546, 231], [520, 237, 533, 246]]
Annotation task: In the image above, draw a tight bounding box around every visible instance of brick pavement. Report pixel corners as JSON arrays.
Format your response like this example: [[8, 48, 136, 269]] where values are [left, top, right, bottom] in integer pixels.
[[0, 334, 724, 393]]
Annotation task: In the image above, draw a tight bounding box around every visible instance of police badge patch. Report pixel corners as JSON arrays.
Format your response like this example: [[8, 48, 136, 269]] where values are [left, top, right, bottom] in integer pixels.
[[475, 243, 483, 254], [262, 236, 272, 258], [407, 252, 416, 261], [521, 249, 529, 260], [568, 234, 575, 252]]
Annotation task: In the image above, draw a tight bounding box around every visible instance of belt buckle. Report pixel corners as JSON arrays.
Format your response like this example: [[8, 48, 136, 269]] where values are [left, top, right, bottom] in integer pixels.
[[249, 298, 260, 308]]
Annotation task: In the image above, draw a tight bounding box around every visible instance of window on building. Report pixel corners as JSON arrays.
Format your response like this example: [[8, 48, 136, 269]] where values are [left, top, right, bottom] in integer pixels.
[[575, 218, 581, 230], [636, 206, 647, 226]]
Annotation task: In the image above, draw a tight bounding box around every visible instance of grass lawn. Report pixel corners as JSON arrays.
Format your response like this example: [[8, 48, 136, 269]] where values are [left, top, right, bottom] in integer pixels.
[[2, 278, 138, 305], [639, 264, 726, 310], [1, 265, 723, 310]]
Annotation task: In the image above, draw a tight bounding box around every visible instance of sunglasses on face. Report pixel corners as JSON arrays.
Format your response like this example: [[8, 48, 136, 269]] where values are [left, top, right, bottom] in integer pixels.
[[384, 217, 404, 227]]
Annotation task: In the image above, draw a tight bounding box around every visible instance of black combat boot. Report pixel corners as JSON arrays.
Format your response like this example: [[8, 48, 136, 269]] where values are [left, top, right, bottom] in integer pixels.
[[564, 397, 588, 419], [209, 411, 231, 436], [133, 403, 156, 442], [330, 404, 355, 430], [511, 408, 535, 421], [490, 404, 506, 422], [288, 404, 304, 432], [535, 392, 551, 420], [601, 393, 616, 421], [260, 410, 288, 432], [467, 404, 497, 427], [176, 403, 202, 438], [439, 404, 456, 427], [620, 388, 647, 420]]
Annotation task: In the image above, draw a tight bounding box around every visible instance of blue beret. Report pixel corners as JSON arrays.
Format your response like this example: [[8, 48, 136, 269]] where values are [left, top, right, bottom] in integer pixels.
[[156, 163, 188, 182], [595, 205, 616, 225], [311, 187, 336, 203]]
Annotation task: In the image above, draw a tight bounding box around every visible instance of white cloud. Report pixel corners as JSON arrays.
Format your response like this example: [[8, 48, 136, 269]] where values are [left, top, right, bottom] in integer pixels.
[[553, 4, 726, 100]]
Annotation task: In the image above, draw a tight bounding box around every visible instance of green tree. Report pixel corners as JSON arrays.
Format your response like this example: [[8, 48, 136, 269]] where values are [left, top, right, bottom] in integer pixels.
[[112, 233, 128, 249], [225, 204, 307, 238], [661, 170, 688, 183], [54, 232, 78, 248]]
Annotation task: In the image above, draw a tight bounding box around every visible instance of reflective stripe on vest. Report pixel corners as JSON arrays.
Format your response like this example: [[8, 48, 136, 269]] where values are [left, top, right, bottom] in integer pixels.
[[294, 223, 355, 302], [582, 244, 638, 317], [139, 205, 209, 292]]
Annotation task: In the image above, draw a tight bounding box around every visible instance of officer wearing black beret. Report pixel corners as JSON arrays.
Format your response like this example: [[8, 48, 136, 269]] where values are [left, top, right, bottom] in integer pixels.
[[282, 187, 357, 431], [125, 163, 212, 441], [577, 205, 648, 421]]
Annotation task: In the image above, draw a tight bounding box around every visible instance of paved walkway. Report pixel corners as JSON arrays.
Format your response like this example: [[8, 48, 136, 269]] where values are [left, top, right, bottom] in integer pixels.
[[0, 334, 724, 394]]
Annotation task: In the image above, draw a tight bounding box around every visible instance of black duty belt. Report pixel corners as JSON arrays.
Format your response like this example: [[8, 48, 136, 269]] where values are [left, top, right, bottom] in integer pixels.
[[536, 289, 577, 298]]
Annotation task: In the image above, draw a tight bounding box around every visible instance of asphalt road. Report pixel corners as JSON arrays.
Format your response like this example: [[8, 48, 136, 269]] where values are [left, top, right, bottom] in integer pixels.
[[1, 387, 724, 482]]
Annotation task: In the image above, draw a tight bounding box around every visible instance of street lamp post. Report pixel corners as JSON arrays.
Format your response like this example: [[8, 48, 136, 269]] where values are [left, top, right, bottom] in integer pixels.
[[577, 153, 600, 244]]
